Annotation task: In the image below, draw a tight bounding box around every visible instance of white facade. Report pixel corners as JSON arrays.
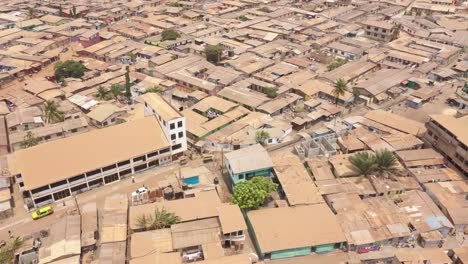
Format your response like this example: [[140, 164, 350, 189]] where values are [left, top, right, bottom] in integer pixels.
[[142, 100, 187, 157]]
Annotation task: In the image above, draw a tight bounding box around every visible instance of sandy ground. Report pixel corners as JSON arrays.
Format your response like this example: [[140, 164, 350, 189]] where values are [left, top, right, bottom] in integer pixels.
[[0, 155, 258, 256], [0, 161, 180, 239], [390, 82, 460, 123]]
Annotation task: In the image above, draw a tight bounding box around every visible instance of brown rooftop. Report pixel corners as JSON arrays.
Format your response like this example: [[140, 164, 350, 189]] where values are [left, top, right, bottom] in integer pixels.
[[247, 205, 346, 253], [15, 117, 169, 190]]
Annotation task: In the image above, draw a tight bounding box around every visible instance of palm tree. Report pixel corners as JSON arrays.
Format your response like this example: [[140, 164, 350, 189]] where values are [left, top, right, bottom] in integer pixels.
[[10, 237, 22, 251], [0, 237, 23, 263], [136, 208, 180, 231], [352, 89, 360, 106], [374, 149, 398, 174], [43, 101, 64, 124], [109, 84, 122, 101], [332, 78, 348, 105], [125, 66, 131, 99], [95, 86, 109, 100], [349, 152, 377, 179], [136, 213, 153, 231]]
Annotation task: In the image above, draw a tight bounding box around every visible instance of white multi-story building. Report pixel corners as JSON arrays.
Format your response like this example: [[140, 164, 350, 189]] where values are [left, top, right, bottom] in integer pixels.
[[140, 93, 187, 159], [13, 117, 172, 208]]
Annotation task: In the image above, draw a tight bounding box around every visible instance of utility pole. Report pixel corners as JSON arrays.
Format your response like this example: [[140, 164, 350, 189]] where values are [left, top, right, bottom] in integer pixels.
[[220, 148, 224, 176]]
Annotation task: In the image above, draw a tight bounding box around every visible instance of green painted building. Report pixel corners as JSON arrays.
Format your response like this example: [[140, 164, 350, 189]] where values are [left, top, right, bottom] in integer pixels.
[[246, 205, 347, 260], [224, 144, 273, 185]]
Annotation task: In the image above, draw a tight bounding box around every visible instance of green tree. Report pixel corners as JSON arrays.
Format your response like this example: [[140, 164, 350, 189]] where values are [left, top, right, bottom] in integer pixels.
[[135, 208, 180, 231], [352, 89, 360, 105], [374, 149, 398, 174], [28, 8, 36, 19], [161, 29, 180, 41], [463, 82, 468, 93], [95, 86, 109, 100], [168, 2, 180, 7], [332, 78, 348, 105], [257, 7, 271, 12], [255, 130, 270, 145], [239, 15, 249, 21], [263, 87, 278, 98], [250, 177, 277, 193], [110, 84, 123, 100], [125, 66, 131, 99], [60, 78, 68, 87], [349, 152, 377, 178], [143, 86, 163, 94], [54, 60, 85, 80], [0, 237, 23, 264], [327, 58, 348, 71], [231, 177, 278, 210], [21, 131, 40, 149], [43, 100, 64, 124], [127, 53, 137, 61], [205, 45, 223, 63]]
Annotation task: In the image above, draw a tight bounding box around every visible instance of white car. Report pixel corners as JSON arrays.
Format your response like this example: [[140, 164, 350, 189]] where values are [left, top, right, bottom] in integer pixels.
[[133, 187, 149, 196]]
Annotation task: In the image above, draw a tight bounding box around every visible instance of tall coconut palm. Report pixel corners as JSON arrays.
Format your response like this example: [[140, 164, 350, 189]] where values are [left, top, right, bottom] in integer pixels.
[[125, 65, 131, 99], [109, 84, 122, 101], [333, 78, 348, 105], [43, 101, 64, 124], [375, 149, 398, 174], [95, 86, 108, 100], [136, 208, 180, 231]]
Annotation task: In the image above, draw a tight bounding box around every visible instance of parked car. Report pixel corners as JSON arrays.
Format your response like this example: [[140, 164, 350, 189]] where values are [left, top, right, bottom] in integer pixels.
[[133, 187, 149, 196], [358, 245, 380, 254], [31, 205, 53, 220]]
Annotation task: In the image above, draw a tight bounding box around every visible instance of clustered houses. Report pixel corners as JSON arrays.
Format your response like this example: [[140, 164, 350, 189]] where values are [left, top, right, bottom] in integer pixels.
[[129, 191, 250, 263]]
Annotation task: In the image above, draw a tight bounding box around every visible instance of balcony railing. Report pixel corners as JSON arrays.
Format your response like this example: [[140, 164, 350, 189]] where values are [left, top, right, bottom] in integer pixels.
[[49, 184, 69, 193], [31, 188, 51, 198], [102, 168, 117, 175], [117, 163, 131, 170], [86, 172, 102, 180], [68, 178, 87, 186], [223, 234, 246, 242]]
